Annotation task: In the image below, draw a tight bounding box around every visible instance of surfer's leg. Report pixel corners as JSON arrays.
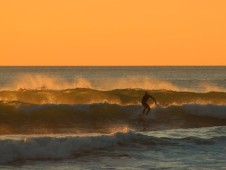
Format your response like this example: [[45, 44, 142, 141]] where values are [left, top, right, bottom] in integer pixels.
[[142, 103, 149, 114], [142, 102, 147, 114], [142, 107, 147, 114], [146, 105, 150, 115]]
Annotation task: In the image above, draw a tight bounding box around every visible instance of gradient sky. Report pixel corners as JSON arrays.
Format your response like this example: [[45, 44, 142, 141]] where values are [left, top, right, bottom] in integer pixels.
[[0, 0, 225, 66]]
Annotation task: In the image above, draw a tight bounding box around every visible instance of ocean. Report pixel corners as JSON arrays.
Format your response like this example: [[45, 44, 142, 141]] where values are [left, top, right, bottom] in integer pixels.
[[0, 66, 226, 169]]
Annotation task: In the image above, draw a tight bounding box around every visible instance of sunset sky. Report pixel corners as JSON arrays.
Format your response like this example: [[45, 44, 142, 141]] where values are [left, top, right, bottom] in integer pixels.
[[0, 0, 225, 66]]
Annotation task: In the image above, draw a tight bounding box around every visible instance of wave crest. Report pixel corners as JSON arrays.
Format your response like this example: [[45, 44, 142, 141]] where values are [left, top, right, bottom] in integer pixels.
[[1, 88, 226, 106]]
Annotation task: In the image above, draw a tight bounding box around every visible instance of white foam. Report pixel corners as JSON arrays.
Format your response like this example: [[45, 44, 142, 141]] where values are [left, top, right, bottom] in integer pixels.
[[0, 132, 139, 164], [1, 126, 225, 164]]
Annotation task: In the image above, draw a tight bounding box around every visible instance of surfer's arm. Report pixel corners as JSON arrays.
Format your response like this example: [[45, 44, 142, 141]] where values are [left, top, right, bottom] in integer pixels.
[[149, 95, 157, 105]]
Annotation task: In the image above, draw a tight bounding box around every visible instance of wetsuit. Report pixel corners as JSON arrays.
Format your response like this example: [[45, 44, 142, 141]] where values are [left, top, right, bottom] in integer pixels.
[[141, 93, 156, 114]]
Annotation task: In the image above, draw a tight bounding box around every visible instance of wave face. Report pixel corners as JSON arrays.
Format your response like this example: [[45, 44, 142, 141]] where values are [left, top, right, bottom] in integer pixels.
[[1, 88, 226, 105], [1, 102, 226, 134]]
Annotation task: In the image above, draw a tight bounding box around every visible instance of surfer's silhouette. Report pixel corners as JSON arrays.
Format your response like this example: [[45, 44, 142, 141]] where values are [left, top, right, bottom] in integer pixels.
[[141, 92, 157, 115]]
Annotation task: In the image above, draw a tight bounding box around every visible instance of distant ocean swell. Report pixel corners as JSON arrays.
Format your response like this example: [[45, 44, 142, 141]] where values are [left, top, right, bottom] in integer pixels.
[[1, 131, 226, 164], [1, 102, 226, 134]]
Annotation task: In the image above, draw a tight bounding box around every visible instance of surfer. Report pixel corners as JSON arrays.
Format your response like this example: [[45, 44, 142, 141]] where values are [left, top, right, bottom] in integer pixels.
[[141, 92, 157, 115]]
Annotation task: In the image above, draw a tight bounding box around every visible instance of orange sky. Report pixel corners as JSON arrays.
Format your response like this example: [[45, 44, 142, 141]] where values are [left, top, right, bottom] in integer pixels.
[[0, 0, 225, 66]]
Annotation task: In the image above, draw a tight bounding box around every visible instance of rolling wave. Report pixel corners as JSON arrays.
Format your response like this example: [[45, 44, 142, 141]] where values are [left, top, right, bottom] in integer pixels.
[[1, 102, 226, 134], [1, 131, 226, 164]]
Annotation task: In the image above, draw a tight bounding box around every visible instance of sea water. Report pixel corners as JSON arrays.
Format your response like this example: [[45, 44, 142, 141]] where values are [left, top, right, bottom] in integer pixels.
[[0, 66, 226, 169]]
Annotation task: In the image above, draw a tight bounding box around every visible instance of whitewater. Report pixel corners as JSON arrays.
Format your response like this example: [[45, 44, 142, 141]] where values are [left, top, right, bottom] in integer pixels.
[[0, 66, 226, 169]]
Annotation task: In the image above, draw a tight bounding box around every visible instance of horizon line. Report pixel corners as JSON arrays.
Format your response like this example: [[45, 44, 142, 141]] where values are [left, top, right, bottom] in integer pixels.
[[0, 65, 226, 67]]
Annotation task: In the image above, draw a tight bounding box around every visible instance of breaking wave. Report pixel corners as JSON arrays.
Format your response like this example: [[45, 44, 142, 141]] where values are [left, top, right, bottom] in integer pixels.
[[1, 102, 226, 134], [0, 88, 226, 105], [1, 130, 226, 164], [1, 74, 226, 92]]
